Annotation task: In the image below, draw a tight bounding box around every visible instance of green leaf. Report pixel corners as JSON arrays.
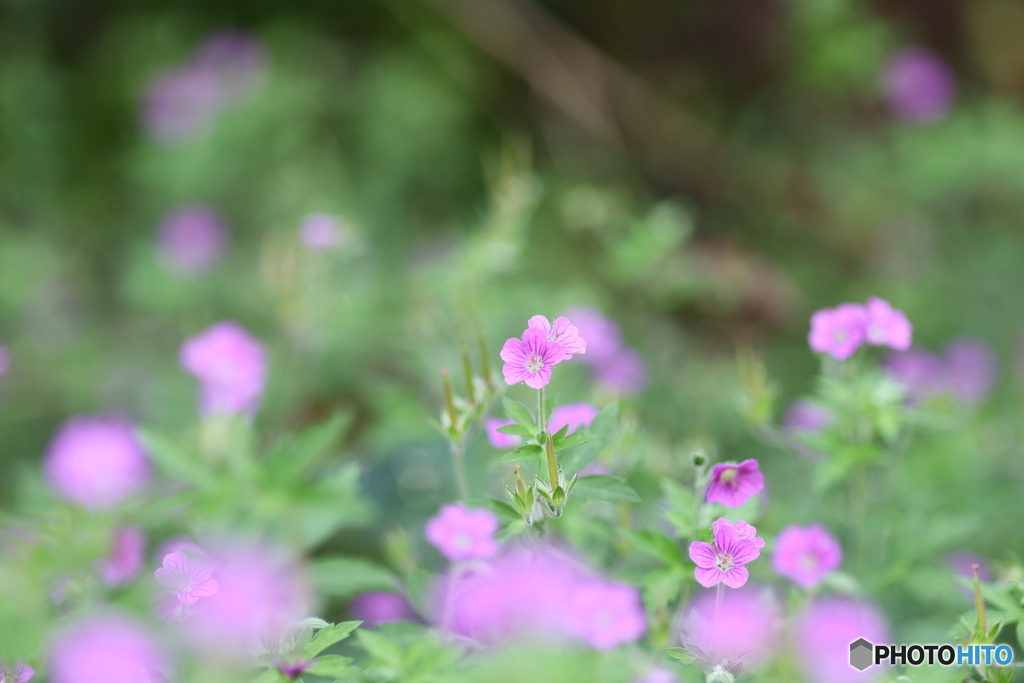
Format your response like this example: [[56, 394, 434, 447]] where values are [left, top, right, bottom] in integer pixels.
[[589, 403, 620, 437], [470, 498, 521, 524], [502, 397, 535, 430], [812, 456, 854, 492], [495, 423, 534, 437], [571, 474, 641, 503], [303, 621, 362, 658], [553, 430, 598, 451], [666, 647, 697, 665], [306, 654, 354, 677], [358, 629, 404, 668], [624, 529, 684, 567], [136, 429, 218, 491], [266, 413, 351, 484], [309, 557, 397, 598], [253, 669, 285, 683], [495, 444, 544, 464]]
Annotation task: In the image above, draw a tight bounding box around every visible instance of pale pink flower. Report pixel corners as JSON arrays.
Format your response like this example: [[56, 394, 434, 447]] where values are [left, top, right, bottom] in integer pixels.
[[881, 47, 955, 125], [140, 64, 222, 144], [0, 344, 9, 376], [595, 347, 647, 395], [772, 524, 843, 588], [101, 527, 145, 586], [796, 599, 889, 683], [500, 328, 563, 389], [681, 587, 781, 671], [631, 669, 676, 683], [528, 315, 586, 361], [180, 321, 267, 416], [808, 303, 868, 361], [688, 518, 763, 588], [565, 580, 646, 650], [43, 416, 150, 510], [864, 297, 912, 351], [425, 504, 500, 561], [549, 403, 598, 435], [883, 348, 945, 401], [484, 417, 522, 450], [944, 339, 996, 405], [783, 400, 833, 434], [157, 204, 229, 276], [193, 30, 267, 103], [705, 459, 764, 508], [48, 614, 166, 683], [155, 550, 219, 606], [299, 213, 342, 251], [0, 661, 34, 683], [561, 306, 622, 365], [350, 591, 417, 627]]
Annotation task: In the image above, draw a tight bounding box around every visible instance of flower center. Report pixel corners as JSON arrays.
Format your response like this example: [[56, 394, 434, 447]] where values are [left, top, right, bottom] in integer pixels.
[[799, 552, 818, 570], [453, 533, 473, 550], [715, 553, 733, 571], [834, 330, 848, 343], [719, 468, 738, 485], [525, 354, 544, 373]]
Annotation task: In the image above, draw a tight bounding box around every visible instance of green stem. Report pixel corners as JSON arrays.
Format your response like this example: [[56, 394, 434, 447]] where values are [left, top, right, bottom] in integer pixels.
[[450, 439, 469, 500], [537, 387, 546, 433]]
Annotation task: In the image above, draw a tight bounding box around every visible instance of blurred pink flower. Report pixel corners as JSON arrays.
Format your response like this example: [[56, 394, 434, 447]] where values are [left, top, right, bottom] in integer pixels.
[[783, 400, 833, 433], [194, 30, 268, 102], [631, 668, 676, 683], [944, 339, 997, 405], [883, 348, 945, 401], [425, 504, 500, 562], [881, 47, 955, 124], [565, 580, 646, 650], [43, 415, 150, 509], [864, 297, 912, 351], [189, 544, 311, 654], [561, 306, 622, 365], [180, 321, 267, 416], [796, 599, 889, 683], [156, 550, 219, 607], [500, 328, 563, 389], [595, 347, 648, 395], [157, 204, 229, 276], [0, 661, 34, 683], [705, 459, 764, 508], [680, 587, 781, 671], [808, 303, 868, 361], [946, 551, 992, 597], [101, 527, 146, 586], [772, 524, 842, 588], [528, 315, 586, 361], [49, 614, 166, 683], [549, 403, 598, 435], [140, 64, 222, 144], [299, 213, 342, 251], [350, 591, 418, 627], [689, 518, 763, 588], [484, 417, 522, 450], [0, 344, 8, 376], [579, 461, 610, 476]]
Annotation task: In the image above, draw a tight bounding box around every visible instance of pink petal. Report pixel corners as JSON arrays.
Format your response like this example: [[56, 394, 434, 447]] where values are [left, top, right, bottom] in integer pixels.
[[524, 367, 551, 389], [694, 566, 723, 587], [528, 315, 552, 335], [688, 542, 718, 568], [721, 566, 749, 588], [500, 338, 527, 362]]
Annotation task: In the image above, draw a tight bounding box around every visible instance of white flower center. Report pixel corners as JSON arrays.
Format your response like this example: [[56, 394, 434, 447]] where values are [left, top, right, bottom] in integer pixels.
[[526, 354, 544, 373], [715, 553, 734, 571]]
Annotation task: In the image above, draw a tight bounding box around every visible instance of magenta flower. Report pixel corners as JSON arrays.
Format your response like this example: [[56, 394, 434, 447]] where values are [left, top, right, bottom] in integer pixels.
[[565, 580, 646, 650], [705, 459, 764, 508], [796, 599, 889, 683], [772, 524, 842, 588], [689, 518, 764, 588], [595, 347, 648, 395], [944, 339, 996, 405], [157, 204, 229, 276], [156, 550, 219, 607], [561, 306, 622, 365], [140, 64, 222, 145], [681, 587, 781, 671], [425, 504, 500, 561], [528, 315, 586, 361], [101, 527, 145, 586], [0, 662, 34, 683], [350, 591, 418, 627], [299, 213, 342, 251], [484, 417, 522, 450], [193, 30, 267, 103], [500, 328, 563, 389], [808, 303, 868, 361], [180, 321, 268, 416], [783, 400, 833, 434], [43, 416, 150, 510], [549, 403, 598, 435], [881, 47, 955, 125], [48, 614, 166, 683], [864, 297, 912, 351]]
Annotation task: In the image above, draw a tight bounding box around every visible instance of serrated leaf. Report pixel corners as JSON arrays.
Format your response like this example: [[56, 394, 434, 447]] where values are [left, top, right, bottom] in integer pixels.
[[306, 654, 354, 677], [502, 398, 535, 430], [303, 621, 362, 658], [571, 474, 641, 503], [496, 444, 544, 464]]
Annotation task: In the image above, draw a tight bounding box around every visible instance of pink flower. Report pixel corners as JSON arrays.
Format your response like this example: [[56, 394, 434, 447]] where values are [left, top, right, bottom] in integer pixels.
[[0, 344, 9, 376], [500, 328, 563, 389], [101, 527, 145, 586], [595, 347, 647, 395], [944, 339, 996, 405], [884, 348, 945, 401], [528, 316, 586, 361], [350, 591, 417, 627], [705, 459, 764, 508], [864, 297, 912, 351], [157, 204, 229, 276], [796, 599, 889, 683], [561, 306, 622, 365], [0, 661, 34, 683], [43, 416, 150, 510], [772, 524, 842, 588], [485, 417, 522, 450], [425, 504, 500, 561], [193, 30, 267, 103], [549, 403, 598, 435], [783, 400, 833, 434], [299, 213, 342, 251], [579, 461, 611, 476], [565, 580, 646, 650], [631, 669, 676, 683], [156, 550, 219, 607], [180, 321, 267, 416], [881, 47, 955, 125], [48, 614, 166, 683], [140, 64, 222, 144], [689, 518, 763, 588], [808, 304, 868, 361], [680, 587, 781, 670]]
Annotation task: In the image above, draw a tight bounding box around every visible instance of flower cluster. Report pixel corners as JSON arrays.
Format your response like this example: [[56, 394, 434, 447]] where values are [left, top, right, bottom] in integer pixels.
[[772, 524, 843, 588], [179, 321, 268, 416], [500, 315, 585, 389], [563, 306, 647, 395], [425, 504, 500, 562], [808, 296, 912, 361], [885, 338, 997, 405], [689, 518, 765, 588]]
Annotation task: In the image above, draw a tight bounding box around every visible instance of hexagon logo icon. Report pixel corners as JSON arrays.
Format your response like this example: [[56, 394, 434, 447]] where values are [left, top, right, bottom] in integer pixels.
[[849, 638, 874, 671]]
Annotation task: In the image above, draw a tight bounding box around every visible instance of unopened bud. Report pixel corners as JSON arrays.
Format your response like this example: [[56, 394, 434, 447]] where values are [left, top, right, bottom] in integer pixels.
[[690, 449, 708, 468]]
